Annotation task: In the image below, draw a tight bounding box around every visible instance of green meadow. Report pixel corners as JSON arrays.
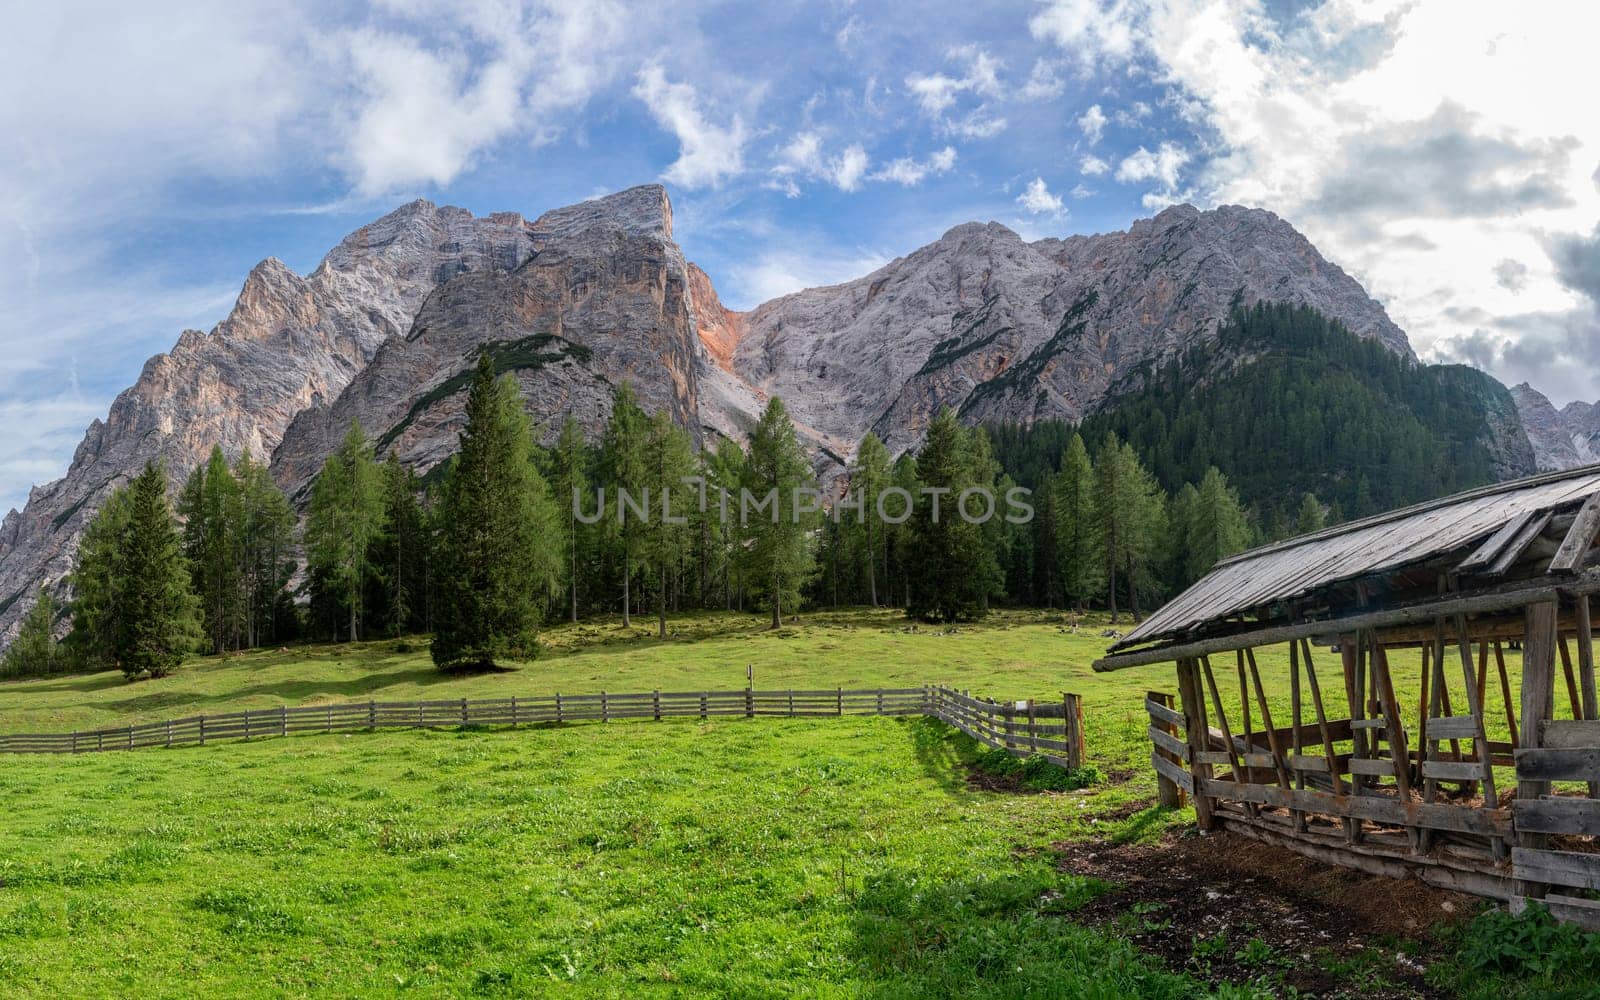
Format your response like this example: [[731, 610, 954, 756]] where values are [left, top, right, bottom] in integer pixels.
[[0, 610, 1580, 998]]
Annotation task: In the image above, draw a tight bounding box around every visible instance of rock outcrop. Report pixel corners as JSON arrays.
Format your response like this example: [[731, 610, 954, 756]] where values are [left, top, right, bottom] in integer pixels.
[[0, 187, 1548, 645], [1510, 382, 1600, 471], [0, 202, 535, 639]]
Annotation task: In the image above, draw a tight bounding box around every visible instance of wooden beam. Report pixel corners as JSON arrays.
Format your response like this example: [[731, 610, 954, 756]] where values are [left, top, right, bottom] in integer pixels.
[[1550, 492, 1600, 573], [1519, 600, 1559, 899]]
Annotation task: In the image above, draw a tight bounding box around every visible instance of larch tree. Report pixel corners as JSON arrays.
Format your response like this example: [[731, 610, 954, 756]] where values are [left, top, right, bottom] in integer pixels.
[[601, 384, 648, 628], [306, 421, 384, 642], [1184, 466, 1250, 583], [1051, 432, 1100, 611], [851, 433, 892, 607], [1, 589, 64, 679], [548, 416, 590, 623], [430, 356, 559, 670], [234, 451, 297, 648], [1296, 492, 1327, 535], [640, 409, 695, 637], [740, 397, 817, 629], [369, 455, 428, 637]]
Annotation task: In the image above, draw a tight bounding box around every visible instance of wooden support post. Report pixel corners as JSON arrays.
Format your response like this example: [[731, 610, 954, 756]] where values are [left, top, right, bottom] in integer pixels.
[[1579, 595, 1599, 721], [653, 690, 661, 721], [1494, 642, 1520, 748], [280, 704, 288, 737], [1063, 693, 1084, 770], [1342, 638, 1370, 792], [1301, 639, 1352, 840], [1177, 658, 1215, 831], [1244, 649, 1292, 792], [1290, 639, 1307, 832], [1148, 690, 1185, 808], [1454, 615, 1504, 859], [1201, 655, 1256, 819], [601, 691, 609, 723], [1561, 637, 1583, 719], [1518, 600, 1559, 899], [510, 696, 518, 727]]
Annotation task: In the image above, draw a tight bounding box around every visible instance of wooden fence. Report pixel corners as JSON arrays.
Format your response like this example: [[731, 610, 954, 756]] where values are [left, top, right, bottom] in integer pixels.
[[0, 684, 1086, 770]]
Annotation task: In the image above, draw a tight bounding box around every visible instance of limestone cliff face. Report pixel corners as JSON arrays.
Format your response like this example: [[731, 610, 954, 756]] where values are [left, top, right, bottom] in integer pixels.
[[1511, 382, 1600, 471], [0, 187, 1544, 646], [272, 186, 703, 499], [0, 201, 534, 639]]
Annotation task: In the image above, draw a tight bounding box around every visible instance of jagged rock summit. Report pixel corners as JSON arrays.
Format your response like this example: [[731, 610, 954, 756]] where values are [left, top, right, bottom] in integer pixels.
[[1511, 382, 1600, 471], [0, 184, 1529, 644]]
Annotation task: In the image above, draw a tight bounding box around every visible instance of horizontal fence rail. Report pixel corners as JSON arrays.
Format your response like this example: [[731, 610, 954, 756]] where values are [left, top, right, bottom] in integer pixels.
[[0, 685, 1086, 770]]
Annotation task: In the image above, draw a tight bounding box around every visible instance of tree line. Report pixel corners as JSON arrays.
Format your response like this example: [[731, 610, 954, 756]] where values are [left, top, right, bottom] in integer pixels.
[[2, 349, 1337, 682]]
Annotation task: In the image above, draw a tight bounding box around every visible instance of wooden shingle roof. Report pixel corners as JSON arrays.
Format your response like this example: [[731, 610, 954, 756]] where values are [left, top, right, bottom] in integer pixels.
[[1103, 463, 1600, 664]]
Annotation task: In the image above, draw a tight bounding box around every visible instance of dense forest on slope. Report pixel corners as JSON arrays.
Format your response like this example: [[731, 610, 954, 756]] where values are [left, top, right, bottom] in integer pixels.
[[1071, 301, 1514, 528]]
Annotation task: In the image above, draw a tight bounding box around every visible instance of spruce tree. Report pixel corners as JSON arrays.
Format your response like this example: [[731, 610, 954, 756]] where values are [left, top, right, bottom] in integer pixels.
[[369, 456, 427, 637], [68, 484, 132, 672], [704, 439, 746, 609], [602, 384, 648, 627], [549, 417, 590, 623], [1052, 432, 1100, 610], [1093, 434, 1166, 623], [1, 589, 64, 679], [116, 462, 202, 678], [906, 409, 1000, 622], [431, 356, 559, 670], [740, 397, 817, 628], [306, 422, 384, 642]]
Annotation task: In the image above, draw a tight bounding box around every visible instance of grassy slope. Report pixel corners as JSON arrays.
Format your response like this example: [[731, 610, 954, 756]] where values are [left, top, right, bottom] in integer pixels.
[[0, 609, 1569, 997], [0, 717, 1206, 998]]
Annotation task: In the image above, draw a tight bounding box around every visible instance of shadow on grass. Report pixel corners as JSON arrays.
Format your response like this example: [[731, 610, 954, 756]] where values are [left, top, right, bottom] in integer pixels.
[[847, 865, 1197, 999], [96, 665, 457, 716], [904, 716, 974, 796]]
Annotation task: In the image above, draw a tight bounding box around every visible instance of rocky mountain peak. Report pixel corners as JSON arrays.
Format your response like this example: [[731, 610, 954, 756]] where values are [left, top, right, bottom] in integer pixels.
[[529, 183, 673, 243], [1512, 382, 1600, 470]]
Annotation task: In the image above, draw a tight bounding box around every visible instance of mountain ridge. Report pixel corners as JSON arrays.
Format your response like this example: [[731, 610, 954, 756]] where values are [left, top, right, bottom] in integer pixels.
[[0, 183, 1547, 643]]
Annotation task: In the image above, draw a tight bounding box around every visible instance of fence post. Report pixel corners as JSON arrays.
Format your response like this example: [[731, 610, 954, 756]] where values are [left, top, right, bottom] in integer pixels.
[[71, 732, 78, 754], [1148, 690, 1184, 808], [1026, 699, 1036, 755], [199, 717, 206, 747], [601, 691, 608, 723], [877, 689, 885, 715], [837, 686, 843, 716], [746, 664, 754, 719], [127, 726, 134, 751], [700, 693, 707, 720], [327, 705, 333, 733], [244, 710, 251, 741], [166, 720, 173, 748], [556, 693, 564, 723], [511, 696, 519, 727], [1063, 693, 1085, 771], [368, 700, 376, 729], [653, 690, 661, 721], [461, 697, 468, 725], [281, 704, 288, 737], [788, 689, 794, 716]]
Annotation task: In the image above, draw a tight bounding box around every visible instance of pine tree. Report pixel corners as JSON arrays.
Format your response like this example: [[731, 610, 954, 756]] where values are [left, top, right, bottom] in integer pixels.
[[1052, 432, 1100, 610], [549, 417, 590, 623], [1, 589, 64, 679], [602, 384, 649, 627], [178, 446, 244, 654], [306, 422, 384, 642], [116, 462, 202, 678], [431, 356, 559, 670], [640, 410, 694, 637], [740, 398, 817, 628], [905, 410, 1001, 622], [1296, 492, 1327, 535]]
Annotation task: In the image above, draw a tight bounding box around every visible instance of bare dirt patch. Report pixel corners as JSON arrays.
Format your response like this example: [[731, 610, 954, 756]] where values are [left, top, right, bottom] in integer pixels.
[[1058, 829, 1480, 997]]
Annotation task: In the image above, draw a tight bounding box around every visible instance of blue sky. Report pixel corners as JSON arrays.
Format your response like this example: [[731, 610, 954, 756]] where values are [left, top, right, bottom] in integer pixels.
[[2, 0, 1599, 514]]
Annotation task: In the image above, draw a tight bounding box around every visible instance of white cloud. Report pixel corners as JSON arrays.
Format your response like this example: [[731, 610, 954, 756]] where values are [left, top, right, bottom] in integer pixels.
[[1079, 154, 1110, 177], [1029, 0, 1142, 67], [633, 65, 749, 190], [1115, 142, 1190, 189], [772, 132, 874, 193], [1078, 104, 1107, 145], [871, 147, 958, 186], [906, 45, 1009, 138], [724, 247, 893, 307], [1016, 177, 1066, 216], [1020, 60, 1066, 101]]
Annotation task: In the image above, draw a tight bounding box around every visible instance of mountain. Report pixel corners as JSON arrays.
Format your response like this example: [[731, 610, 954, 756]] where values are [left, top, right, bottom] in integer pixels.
[[1510, 382, 1600, 471], [0, 184, 1541, 643]]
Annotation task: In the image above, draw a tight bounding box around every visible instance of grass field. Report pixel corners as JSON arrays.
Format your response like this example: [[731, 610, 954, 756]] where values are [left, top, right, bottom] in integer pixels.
[[0, 608, 1583, 997]]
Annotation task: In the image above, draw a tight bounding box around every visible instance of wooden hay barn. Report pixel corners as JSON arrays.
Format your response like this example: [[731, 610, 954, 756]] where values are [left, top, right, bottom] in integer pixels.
[[1096, 463, 1600, 926]]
